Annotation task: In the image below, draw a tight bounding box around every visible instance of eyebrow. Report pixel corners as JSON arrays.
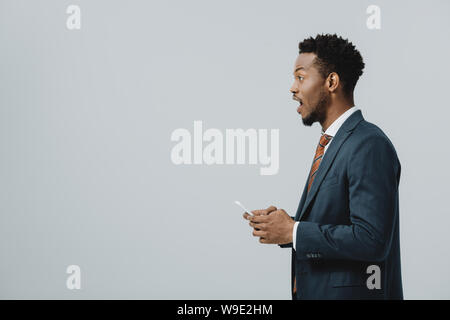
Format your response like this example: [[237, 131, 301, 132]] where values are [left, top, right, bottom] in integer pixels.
[[293, 66, 306, 75]]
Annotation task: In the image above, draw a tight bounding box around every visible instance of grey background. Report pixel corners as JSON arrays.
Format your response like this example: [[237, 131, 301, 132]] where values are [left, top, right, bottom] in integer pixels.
[[1, 0, 449, 299]]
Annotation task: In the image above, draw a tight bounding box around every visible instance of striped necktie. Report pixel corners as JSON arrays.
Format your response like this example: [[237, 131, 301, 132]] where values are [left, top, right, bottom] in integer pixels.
[[307, 133, 333, 192], [293, 133, 333, 297]]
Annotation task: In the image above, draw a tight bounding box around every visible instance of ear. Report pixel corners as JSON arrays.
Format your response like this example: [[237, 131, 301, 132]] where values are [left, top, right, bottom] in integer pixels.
[[326, 72, 340, 93]]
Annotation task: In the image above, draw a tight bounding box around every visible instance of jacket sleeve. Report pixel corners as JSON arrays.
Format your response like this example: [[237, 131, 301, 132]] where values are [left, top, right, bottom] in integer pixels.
[[294, 136, 401, 262]]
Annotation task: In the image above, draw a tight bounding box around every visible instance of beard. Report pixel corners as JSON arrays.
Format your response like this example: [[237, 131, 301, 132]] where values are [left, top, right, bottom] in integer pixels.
[[302, 89, 329, 127]]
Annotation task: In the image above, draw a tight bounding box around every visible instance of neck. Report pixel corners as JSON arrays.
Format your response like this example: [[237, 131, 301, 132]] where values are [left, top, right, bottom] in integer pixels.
[[320, 98, 354, 132]]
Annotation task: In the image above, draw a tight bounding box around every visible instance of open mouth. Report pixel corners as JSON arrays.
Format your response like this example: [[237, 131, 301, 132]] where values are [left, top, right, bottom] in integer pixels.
[[296, 99, 303, 114]]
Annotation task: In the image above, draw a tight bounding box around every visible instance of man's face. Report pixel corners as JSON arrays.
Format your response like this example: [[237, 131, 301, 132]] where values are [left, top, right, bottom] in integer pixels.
[[290, 53, 329, 126]]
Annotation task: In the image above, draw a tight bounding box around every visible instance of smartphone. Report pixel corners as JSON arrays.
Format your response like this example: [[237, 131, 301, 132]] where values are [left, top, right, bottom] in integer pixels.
[[234, 200, 253, 216]]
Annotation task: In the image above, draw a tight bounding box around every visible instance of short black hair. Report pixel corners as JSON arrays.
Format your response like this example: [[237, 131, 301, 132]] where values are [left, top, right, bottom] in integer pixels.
[[299, 33, 365, 97]]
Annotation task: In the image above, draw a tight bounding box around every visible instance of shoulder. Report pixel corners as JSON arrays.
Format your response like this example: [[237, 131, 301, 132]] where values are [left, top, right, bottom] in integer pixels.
[[346, 120, 400, 163], [351, 120, 397, 148]]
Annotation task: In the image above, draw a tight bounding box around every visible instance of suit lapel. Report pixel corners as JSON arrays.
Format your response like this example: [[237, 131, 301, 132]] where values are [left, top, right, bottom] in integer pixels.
[[294, 110, 364, 222], [294, 173, 309, 219]]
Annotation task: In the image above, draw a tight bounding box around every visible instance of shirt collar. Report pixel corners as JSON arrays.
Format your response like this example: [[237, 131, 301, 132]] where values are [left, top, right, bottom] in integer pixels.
[[321, 106, 359, 137]]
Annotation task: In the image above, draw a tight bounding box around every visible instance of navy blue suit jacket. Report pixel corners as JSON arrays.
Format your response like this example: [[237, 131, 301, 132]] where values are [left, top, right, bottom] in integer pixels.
[[280, 110, 403, 300]]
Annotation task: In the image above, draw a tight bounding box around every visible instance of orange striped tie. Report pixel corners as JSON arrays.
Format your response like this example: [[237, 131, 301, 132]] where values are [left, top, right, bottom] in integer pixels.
[[293, 133, 333, 297], [307, 133, 333, 192]]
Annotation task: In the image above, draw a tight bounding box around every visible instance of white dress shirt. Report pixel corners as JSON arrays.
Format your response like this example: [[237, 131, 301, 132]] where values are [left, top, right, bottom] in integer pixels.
[[292, 106, 359, 251]]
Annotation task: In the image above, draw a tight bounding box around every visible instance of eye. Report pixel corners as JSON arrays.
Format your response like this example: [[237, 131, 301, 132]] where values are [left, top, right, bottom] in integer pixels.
[[298, 76, 304, 81]]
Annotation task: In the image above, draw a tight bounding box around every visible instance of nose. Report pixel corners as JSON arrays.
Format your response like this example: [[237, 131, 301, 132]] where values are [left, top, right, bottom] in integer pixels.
[[290, 82, 298, 95]]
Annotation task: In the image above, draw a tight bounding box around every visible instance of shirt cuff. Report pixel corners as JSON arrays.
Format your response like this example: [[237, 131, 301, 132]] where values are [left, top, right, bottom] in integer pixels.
[[293, 221, 299, 251]]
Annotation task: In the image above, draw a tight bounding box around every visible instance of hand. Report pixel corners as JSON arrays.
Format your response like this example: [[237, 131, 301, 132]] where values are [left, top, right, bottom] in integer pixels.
[[247, 208, 295, 244], [243, 206, 277, 231], [242, 205, 277, 222]]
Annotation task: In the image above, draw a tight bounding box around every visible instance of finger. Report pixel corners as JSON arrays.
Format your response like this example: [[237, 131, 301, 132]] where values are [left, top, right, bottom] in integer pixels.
[[249, 222, 266, 230], [243, 212, 252, 220], [251, 209, 267, 216], [259, 237, 269, 244], [250, 214, 269, 223], [265, 206, 277, 214], [248, 220, 258, 228], [252, 229, 266, 237]]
